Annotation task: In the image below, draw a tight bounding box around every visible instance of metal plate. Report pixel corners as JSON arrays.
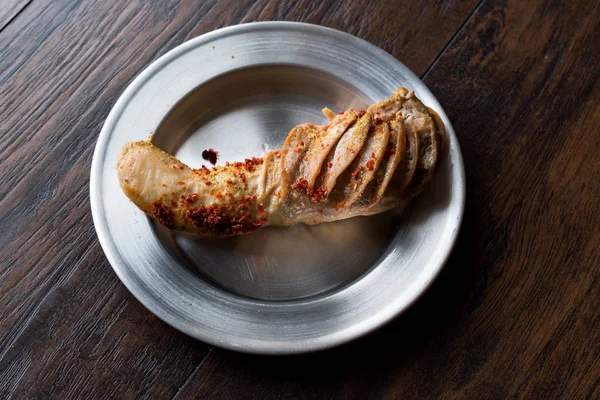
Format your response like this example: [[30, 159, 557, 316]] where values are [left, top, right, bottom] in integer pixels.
[[90, 22, 465, 354]]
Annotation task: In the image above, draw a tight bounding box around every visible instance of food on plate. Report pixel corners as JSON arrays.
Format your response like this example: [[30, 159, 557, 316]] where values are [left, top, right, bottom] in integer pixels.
[[116, 88, 444, 236]]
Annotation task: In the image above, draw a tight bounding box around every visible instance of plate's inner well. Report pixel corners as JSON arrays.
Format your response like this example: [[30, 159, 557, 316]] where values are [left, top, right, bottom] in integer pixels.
[[151, 65, 403, 301]]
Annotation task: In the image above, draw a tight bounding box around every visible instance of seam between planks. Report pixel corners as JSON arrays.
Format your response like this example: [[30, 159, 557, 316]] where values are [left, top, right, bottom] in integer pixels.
[[420, 0, 488, 80], [0, 0, 34, 34], [171, 348, 214, 400]]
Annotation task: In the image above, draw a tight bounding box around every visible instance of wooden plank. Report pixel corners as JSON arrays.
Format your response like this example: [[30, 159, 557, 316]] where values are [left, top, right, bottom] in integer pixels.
[[0, 0, 31, 32], [0, 0, 481, 398], [174, 0, 600, 399]]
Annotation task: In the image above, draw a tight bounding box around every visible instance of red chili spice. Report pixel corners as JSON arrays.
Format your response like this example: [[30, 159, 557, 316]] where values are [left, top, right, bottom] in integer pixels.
[[257, 203, 266, 216], [357, 110, 366, 117], [375, 117, 383, 124], [202, 148, 219, 165], [351, 166, 364, 180], [185, 205, 265, 235], [366, 160, 376, 171], [181, 193, 198, 204], [292, 178, 309, 194], [151, 201, 174, 229], [204, 180, 212, 185], [327, 162, 333, 168], [309, 186, 327, 203], [193, 165, 211, 175], [225, 157, 264, 172]]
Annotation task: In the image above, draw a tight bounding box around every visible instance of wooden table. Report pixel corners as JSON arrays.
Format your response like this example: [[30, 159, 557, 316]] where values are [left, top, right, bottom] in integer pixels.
[[1, 0, 599, 398]]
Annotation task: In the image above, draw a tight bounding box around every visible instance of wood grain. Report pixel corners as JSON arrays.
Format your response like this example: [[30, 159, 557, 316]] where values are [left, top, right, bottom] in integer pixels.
[[0, 0, 31, 32], [0, 0, 482, 398]]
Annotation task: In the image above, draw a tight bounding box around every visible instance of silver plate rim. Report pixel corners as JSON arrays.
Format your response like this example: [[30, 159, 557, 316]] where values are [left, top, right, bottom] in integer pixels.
[[90, 21, 466, 354]]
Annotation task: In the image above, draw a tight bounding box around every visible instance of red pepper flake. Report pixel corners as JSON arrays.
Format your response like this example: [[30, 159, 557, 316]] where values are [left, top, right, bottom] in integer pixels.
[[151, 201, 174, 229], [204, 180, 212, 185], [327, 162, 333, 168], [202, 148, 219, 165], [257, 203, 266, 216], [366, 159, 375, 171], [185, 205, 266, 236], [357, 110, 366, 117], [303, 156, 308, 161], [377, 178, 383, 185], [375, 117, 383, 124], [309, 186, 327, 203], [244, 157, 263, 171], [338, 111, 344, 115], [193, 165, 211, 175], [181, 193, 198, 204], [177, 180, 185, 185], [292, 178, 309, 194], [351, 166, 364, 180], [172, 164, 185, 170], [337, 201, 347, 209], [215, 191, 223, 200], [162, 184, 167, 187], [223, 158, 263, 172], [386, 145, 397, 156], [300, 141, 305, 146], [294, 147, 301, 153]]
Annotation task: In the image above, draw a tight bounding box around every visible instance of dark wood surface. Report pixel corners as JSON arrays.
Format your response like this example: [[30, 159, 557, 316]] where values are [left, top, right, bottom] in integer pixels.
[[0, 0, 598, 398]]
